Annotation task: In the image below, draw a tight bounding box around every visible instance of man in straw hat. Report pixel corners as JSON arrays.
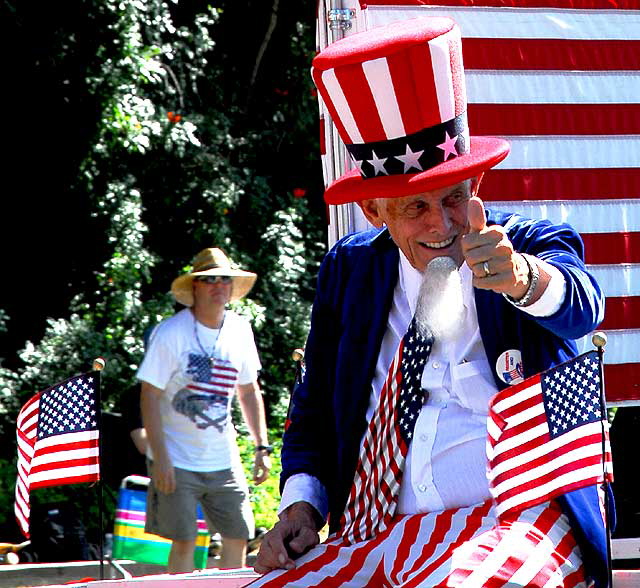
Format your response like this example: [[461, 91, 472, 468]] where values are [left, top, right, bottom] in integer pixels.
[[252, 16, 610, 588], [137, 247, 272, 572]]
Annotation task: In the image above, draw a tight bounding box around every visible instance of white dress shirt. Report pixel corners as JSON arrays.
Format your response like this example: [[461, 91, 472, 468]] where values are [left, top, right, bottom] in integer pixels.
[[280, 253, 565, 521]]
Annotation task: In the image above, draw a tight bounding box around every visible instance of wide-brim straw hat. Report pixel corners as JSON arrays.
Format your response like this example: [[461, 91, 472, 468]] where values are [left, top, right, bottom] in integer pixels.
[[171, 247, 257, 307], [311, 16, 510, 204]]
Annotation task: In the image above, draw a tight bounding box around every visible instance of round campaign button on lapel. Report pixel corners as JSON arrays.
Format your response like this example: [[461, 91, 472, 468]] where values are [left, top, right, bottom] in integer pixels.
[[496, 349, 524, 385]]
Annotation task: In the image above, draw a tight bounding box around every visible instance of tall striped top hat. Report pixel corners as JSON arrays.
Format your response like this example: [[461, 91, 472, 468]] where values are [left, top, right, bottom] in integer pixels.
[[312, 17, 510, 204]]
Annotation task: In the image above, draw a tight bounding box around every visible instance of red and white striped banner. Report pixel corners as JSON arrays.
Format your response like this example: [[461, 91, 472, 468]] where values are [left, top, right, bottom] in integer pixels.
[[321, 0, 640, 404]]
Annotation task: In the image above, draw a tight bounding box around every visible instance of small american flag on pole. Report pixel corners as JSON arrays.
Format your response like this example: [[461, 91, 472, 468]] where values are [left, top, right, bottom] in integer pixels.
[[487, 351, 612, 518], [15, 371, 101, 537]]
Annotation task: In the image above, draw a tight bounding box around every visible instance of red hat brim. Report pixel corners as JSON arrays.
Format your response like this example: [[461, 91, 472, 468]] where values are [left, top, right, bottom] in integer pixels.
[[324, 136, 510, 205]]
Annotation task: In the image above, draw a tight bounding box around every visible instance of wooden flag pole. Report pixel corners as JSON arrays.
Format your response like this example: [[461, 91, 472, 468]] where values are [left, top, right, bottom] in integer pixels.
[[592, 333, 613, 588], [92, 357, 106, 580]]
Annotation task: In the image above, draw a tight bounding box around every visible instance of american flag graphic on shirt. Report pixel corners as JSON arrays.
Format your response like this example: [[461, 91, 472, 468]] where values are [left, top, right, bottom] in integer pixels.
[[487, 351, 612, 518], [339, 317, 433, 544], [172, 353, 238, 431], [186, 353, 237, 397]]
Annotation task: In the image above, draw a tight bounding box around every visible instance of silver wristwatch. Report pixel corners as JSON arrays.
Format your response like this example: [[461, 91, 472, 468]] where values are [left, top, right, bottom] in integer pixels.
[[504, 253, 540, 307]]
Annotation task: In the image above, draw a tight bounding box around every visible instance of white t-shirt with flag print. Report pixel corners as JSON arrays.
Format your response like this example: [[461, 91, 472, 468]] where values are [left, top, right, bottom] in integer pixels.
[[137, 307, 261, 472]]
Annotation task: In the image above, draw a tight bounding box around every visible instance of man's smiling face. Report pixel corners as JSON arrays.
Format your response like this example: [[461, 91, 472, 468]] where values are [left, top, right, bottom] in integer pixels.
[[359, 180, 477, 271]]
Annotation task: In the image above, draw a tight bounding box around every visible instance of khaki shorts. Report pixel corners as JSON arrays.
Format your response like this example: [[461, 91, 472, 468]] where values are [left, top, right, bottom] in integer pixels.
[[145, 463, 254, 541]]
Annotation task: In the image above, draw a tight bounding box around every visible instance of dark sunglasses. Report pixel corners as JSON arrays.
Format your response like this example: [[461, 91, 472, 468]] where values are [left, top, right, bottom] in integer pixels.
[[195, 275, 233, 285]]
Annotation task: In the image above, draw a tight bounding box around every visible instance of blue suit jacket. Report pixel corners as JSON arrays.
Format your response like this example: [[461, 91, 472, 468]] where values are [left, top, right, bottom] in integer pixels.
[[282, 209, 610, 586]]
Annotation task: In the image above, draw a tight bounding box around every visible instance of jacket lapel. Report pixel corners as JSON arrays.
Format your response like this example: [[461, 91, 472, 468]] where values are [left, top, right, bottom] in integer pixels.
[[332, 232, 399, 525]]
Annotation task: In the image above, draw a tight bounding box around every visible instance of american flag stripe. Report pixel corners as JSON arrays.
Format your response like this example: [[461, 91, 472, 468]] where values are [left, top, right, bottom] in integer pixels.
[[408, 507, 485, 585], [16, 395, 39, 434], [365, 0, 635, 6], [468, 74, 635, 104], [480, 205, 640, 248], [14, 481, 30, 528], [29, 442, 100, 487], [491, 430, 605, 489], [17, 435, 35, 461], [600, 299, 640, 330], [31, 467, 101, 489], [210, 376, 236, 385], [607, 364, 640, 403], [446, 507, 540, 585], [583, 324, 638, 361], [392, 506, 490, 584], [365, 2, 640, 34], [30, 432, 99, 454], [494, 137, 636, 169], [30, 447, 99, 473], [487, 508, 571, 585], [495, 467, 607, 519], [210, 373, 237, 382], [340, 341, 406, 543], [188, 384, 231, 395], [14, 395, 39, 535], [30, 434, 100, 477], [584, 236, 640, 265], [463, 39, 640, 71], [247, 502, 584, 588], [469, 104, 640, 136], [368, 434, 403, 538], [213, 362, 239, 374], [489, 424, 603, 480]]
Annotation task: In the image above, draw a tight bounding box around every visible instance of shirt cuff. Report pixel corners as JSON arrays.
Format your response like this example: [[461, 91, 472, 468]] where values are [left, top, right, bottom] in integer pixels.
[[516, 259, 566, 317], [278, 473, 329, 522]]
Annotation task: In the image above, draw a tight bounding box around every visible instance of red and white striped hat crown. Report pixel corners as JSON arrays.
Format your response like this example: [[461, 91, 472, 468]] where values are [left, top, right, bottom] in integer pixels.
[[312, 17, 510, 204]]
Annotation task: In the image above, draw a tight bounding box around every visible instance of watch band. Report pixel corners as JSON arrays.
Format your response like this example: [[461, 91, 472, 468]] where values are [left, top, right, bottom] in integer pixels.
[[255, 444, 273, 455], [504, 253, 540, 307]]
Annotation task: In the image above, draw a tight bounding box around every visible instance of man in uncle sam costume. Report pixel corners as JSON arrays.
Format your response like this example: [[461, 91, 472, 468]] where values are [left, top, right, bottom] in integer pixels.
[[251, 16, 610, 588]]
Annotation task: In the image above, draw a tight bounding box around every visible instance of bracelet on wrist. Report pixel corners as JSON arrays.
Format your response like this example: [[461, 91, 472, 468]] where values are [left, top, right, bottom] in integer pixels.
[[255, 444, 273, 455], [504, 253, 540, 308]]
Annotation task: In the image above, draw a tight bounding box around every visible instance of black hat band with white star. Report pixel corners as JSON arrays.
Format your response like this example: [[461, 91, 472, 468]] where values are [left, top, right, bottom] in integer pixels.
[[346, 113, 469, 180]]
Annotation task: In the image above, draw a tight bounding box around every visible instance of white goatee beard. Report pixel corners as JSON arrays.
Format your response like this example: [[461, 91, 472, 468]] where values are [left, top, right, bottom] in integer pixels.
[[414, 256, 465, 342]]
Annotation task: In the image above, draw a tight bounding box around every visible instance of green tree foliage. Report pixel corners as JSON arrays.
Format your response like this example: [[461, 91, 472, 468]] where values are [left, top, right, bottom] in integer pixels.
[[0, 0, 326, 537]]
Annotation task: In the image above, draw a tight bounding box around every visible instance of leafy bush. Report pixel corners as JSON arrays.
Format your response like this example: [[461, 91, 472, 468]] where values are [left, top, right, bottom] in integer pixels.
[[237, 432, 282, 532], [0, 0, 325, 539]]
